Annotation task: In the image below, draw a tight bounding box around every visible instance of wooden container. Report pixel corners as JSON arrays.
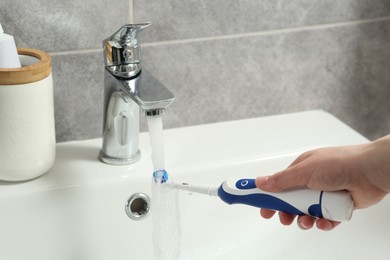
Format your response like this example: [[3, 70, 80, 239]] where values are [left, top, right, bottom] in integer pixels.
[[0, 48, 51, 85]]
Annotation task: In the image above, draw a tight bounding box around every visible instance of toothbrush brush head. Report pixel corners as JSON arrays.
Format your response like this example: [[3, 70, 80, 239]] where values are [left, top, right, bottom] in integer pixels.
[[153, 170, 169, 183]]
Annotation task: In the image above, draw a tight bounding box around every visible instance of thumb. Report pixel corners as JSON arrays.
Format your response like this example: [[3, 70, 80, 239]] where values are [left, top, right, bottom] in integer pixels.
[[256, 166, 311, 192]]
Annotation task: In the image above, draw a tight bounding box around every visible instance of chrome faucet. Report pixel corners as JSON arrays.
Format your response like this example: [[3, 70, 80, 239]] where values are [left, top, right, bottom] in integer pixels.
[[99, 23, 175, 165]]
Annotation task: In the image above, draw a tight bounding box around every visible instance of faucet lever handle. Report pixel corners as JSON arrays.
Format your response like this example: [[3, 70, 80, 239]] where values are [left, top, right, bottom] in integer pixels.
[[103, 23, 151, 69]]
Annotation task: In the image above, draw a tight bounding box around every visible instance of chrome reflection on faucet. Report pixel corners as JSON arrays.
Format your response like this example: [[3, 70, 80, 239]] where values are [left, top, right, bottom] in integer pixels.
[[99, 23, 175, 165]]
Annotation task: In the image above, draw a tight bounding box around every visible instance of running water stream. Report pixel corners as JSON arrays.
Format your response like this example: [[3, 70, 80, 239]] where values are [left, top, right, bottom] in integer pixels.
[[147, 115, 181, 260]]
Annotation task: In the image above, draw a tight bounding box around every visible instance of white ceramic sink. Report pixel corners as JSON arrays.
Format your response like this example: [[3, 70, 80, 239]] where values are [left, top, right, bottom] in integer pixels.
[[1, 110, 389, 260]]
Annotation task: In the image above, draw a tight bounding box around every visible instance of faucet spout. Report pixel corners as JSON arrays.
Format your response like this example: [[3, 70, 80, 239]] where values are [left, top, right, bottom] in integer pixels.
[[120, 69, 175, 113]]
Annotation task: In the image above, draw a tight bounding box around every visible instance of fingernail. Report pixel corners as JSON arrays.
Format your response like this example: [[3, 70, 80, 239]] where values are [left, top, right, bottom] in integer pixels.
[[298, 219, 309, 230], [256, 176, 269, 187]]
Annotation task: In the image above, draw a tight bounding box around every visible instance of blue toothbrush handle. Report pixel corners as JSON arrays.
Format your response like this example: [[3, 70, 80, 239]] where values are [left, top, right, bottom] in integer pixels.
[[218, 178, 354, 222]]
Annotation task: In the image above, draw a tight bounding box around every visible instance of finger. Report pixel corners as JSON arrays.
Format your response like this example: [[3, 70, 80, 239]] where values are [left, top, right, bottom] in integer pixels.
[[256, 165, 311, 192], [315, 219, 340, 231], [278, 212, 296, 225], [288, 151, 314, 168], [297, 215, 315, 230], [256, 152, 316, 192], [260, 208, 276, 219]]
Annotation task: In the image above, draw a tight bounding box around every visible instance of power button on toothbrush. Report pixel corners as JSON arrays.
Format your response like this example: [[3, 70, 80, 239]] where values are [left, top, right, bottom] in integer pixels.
[[235, 179, 257, 189]]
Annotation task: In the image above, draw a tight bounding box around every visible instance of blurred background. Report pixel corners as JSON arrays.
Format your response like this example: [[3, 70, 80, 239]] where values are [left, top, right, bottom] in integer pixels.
[[1, 0, 389, 142]]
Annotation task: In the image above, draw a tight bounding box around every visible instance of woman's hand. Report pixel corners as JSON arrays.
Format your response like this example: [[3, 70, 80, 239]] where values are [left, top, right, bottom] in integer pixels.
[[256, 135, 390, 231]]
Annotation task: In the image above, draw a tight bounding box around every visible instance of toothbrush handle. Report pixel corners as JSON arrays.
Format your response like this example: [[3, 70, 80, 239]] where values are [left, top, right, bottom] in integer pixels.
[[218, 178, 354, 222]]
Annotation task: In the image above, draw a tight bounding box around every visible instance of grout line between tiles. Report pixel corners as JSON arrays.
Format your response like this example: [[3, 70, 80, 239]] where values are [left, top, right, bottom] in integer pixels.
[[49, 48, 100, 56], [49, 16, 390, 56], [143, 16, 390, 47], [129, 0, 134, 23]]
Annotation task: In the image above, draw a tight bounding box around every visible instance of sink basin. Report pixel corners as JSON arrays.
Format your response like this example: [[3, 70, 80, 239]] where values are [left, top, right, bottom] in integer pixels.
[[1, 110, 388, 259]]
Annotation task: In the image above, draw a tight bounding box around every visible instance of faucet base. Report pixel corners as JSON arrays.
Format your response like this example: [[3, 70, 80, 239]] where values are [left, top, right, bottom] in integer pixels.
[[98, 150, 141, 165]]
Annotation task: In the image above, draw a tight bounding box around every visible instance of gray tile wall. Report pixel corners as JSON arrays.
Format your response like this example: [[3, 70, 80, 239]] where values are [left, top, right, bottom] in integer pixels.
[[1, 0, 390, 142]]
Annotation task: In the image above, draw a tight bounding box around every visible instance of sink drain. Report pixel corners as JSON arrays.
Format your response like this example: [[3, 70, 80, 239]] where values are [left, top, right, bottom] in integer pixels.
[[125, 193, 151, 220]]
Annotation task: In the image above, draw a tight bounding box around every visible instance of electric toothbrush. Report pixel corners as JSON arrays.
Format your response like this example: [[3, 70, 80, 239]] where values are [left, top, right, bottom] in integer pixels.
[[172, 178, 354, 222]]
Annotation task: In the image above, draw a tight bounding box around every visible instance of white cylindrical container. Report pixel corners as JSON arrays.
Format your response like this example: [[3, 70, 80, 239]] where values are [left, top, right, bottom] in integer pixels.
[[0, 48, 55, 181]]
